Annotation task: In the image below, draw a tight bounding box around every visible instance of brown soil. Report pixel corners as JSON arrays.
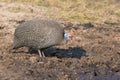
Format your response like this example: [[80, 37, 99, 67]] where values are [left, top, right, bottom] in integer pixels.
[[0, 2, 120, 80]]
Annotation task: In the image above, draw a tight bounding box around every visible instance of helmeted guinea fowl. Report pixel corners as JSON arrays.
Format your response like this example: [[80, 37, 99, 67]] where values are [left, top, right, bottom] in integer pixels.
[[10, 19, 72, 57]]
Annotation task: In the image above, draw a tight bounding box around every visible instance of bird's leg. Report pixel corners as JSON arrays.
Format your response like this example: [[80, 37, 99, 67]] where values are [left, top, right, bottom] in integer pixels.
[[38, 50, 45, 57], [38, 50, 42, 57], [41, 51, 45, 57]]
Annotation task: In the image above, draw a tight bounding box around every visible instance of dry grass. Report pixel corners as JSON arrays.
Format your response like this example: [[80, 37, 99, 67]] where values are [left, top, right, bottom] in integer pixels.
[[0, 0, 120, 23]]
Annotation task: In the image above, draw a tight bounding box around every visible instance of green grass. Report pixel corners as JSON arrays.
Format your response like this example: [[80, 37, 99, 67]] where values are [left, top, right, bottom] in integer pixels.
[[0, 0, 120, 23], [115, 12, 120, 17]]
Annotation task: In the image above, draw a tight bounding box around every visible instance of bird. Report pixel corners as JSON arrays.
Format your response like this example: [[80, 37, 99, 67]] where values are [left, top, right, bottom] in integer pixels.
[[10, 19, 72, 57]]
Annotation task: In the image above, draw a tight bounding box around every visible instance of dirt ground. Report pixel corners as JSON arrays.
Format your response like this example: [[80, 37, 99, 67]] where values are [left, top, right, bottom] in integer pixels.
[[0, 2, 120, 80]]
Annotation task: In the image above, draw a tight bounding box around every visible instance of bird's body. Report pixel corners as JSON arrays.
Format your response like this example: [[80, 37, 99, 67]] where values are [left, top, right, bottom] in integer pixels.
[[10, 19, 70, 57]]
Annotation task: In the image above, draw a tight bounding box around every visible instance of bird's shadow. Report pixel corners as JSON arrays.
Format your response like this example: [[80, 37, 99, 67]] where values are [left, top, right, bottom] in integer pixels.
[[29, 47, 86, 58]]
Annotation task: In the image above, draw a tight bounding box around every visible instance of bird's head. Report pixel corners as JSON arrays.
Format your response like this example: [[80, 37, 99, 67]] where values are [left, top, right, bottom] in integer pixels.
[[64, 31, 73, 41], [59, 31, 73, 45]]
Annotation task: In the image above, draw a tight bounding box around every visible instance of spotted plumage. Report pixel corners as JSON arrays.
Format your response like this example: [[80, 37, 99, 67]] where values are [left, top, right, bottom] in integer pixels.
[[10, 19, 71, 57]]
